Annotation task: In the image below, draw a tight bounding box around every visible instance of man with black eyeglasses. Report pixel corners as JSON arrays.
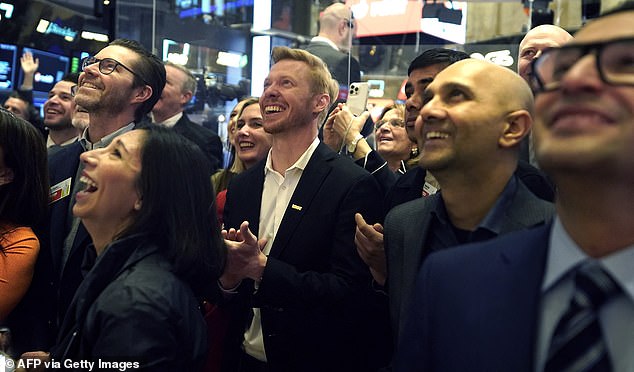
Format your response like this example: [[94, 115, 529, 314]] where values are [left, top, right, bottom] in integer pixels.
[[24, 39, 166, 352], [394, 2, 634, 371]]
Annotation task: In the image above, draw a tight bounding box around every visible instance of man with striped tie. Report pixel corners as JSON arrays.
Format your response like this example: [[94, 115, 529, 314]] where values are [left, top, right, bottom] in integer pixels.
[[394, 2, 634, 371]]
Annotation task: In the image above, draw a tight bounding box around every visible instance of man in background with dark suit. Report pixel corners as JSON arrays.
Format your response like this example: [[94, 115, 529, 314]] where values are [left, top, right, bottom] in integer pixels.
[[395, 3, 634, 371], [151, 61, 223, 173], [220, 46, 384, 371], [304, 3, 360, 89]]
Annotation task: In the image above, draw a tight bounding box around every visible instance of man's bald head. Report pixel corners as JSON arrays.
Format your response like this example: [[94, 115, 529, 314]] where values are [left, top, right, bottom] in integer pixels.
[[518, 25, 573, 82], [438, 59, 534, 114], [418, 59, 534, 174], [318, 3, 355, 51]]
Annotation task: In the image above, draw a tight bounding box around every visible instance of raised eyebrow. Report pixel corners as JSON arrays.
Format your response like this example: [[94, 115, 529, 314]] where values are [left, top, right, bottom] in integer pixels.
[[112, 138, 130, 154], [441, 82, 472, 97], [416, 77, 434, 86]]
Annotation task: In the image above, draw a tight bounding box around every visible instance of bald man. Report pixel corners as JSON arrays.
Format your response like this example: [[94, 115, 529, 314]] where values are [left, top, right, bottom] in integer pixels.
[[518, 24, 573, 82], [394, 3, 634, 370], [384, 59, 555, 351], [517, 25, 573, 164], [304, 3, 360, 88]]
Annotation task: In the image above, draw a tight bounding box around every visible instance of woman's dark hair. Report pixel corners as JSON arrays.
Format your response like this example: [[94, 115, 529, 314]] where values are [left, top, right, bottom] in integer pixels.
[[0, 109, 48, 248], [119, 127, 225, 297]]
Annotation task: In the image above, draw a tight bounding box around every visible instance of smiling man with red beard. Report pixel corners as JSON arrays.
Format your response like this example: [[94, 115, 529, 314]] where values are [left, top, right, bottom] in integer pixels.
[[220, 46, 386, 371], [43, 74, 79, 155], [28, 39, 166, 353]]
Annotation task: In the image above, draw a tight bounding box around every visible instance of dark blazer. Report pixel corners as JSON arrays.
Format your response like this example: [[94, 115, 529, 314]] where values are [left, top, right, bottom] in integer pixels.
[[394, 224, 551, 372], [173, 113, 223, 173], [46, 142, 91, 340], [51, 235, 207, 371], [222, 143, 387, 372], [385, 161, 555, 216], [384, 180, 554, 347], [304, 41, 361, 86]]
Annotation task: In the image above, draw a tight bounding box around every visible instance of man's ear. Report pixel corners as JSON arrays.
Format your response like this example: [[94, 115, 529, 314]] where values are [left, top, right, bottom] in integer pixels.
[[499, 110, 532, 148], [0, 167, 14, 186], [131, 85, 153, 105], [180, 90, 193, 106], [314, 93, 331, 114], [338, 20, 348, 36]]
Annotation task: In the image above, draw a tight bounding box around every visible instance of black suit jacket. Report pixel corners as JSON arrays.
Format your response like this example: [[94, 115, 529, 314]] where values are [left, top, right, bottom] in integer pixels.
[[394, 224, 551, 372], [304, 41, 361, 87], [173, 113, 223, 173], [384, 180, 554, 348], [222, 143, 387, 371]]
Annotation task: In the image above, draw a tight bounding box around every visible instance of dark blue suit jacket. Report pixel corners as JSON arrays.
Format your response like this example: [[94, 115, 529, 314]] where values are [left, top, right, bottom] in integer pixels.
[[394, 223, 552, 372], [47, 143, 92, 327], [222, 142, 389, 371]]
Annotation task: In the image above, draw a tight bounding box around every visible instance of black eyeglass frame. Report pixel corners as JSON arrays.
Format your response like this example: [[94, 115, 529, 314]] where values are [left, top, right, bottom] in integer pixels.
[[530, 37, 634, 93], [374, 118, 405, 131], [81, 56, 148, 85], [342, 17, 355, 29]]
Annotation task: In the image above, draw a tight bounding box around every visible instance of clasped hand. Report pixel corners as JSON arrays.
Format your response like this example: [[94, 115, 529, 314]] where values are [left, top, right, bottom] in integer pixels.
[[219, 221, 268, 289]]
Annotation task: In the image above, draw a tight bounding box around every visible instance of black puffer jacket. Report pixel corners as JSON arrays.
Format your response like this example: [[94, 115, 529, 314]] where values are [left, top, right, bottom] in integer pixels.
[[50, 234, 207, 371]]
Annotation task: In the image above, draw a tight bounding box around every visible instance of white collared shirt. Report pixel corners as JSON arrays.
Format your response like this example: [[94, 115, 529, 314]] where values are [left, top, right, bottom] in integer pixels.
[[242, 137, 321, 362], [535, 217, 634, 372], [310, 36, 340, 51], [46, 135, 77, 148], [151, 111, 182, 128]]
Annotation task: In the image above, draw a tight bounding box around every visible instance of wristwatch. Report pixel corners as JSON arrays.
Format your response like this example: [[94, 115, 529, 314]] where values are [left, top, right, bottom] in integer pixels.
[[347, 133, 364, 153]]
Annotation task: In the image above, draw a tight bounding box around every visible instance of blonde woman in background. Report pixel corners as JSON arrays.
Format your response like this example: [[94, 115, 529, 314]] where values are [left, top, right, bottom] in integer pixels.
[[213, 98, 272, 224]]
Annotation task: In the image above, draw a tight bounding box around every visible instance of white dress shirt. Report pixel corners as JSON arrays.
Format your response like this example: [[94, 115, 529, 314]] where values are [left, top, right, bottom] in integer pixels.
[[243, 137, 321, 361], [535, 217, 634, 372]]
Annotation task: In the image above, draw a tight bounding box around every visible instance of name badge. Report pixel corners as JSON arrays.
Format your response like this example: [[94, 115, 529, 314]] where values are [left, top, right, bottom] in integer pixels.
[[50, 177, 72, 204], [422, 182, 438, 197]]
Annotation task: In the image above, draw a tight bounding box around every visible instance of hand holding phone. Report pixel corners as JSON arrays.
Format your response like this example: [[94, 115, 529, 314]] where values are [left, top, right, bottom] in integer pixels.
[[347, 82, 369, 116]]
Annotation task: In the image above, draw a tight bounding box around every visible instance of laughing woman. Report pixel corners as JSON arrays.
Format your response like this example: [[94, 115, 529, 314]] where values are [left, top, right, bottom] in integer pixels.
[[32, 127, 225, 370]]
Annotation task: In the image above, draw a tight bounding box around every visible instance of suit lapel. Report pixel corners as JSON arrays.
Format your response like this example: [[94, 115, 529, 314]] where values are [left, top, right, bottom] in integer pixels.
[[478, 224, 551, 369], [402, 195, 439, 279], [48, 143, 84, 271], [268, 144, 332, 258]]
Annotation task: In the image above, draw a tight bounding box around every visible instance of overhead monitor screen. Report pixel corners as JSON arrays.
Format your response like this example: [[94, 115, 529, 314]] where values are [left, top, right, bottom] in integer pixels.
[[18, 47, 69, 107], [0, 43, 17, 92]]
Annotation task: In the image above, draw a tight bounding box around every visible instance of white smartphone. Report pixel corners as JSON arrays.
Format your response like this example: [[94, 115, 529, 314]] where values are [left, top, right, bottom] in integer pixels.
[[347, 82, 369, 116]]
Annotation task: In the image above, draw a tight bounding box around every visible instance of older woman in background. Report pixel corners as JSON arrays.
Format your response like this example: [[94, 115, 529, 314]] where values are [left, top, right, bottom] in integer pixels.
[[373, 104, 417, 174], [324, 103, 417, 195]]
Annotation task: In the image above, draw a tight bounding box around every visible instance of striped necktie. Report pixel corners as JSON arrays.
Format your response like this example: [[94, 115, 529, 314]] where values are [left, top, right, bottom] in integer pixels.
[[545, 262, 620, 372]]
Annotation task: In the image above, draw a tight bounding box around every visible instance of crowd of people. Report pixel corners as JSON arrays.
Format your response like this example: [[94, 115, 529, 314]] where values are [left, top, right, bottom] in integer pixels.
[[0, 1, 633, 371]]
